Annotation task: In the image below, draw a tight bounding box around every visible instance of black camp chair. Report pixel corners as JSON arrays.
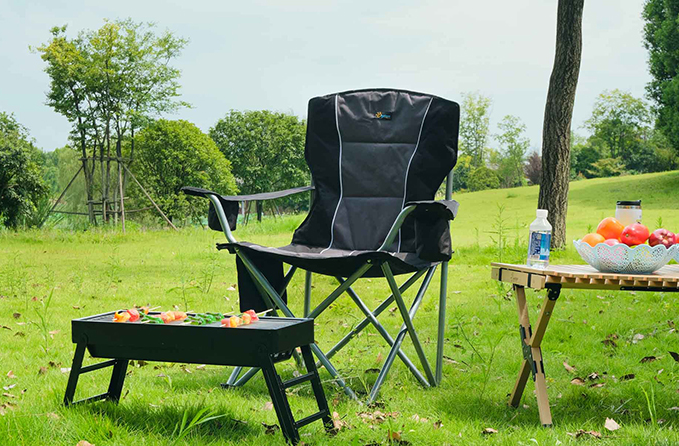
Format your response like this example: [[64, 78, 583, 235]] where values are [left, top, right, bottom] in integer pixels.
[[183, 89, 459, 402]]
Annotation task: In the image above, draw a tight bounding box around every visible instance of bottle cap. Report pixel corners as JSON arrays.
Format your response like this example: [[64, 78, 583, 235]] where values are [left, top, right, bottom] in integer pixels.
[[536, 209, 548, 218]]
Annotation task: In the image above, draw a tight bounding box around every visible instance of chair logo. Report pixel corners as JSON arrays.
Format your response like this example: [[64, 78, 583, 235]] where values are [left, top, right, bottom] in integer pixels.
[[374, 111, 392, 120]]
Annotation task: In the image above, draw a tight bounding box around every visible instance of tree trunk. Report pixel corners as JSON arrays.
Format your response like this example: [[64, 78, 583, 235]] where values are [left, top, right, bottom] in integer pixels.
[[538, 0, 585, 249], [256, 200, 263, 222]]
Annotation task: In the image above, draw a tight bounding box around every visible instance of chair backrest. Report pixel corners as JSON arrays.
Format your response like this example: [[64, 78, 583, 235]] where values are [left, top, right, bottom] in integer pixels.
[[292, 89, 459, 253]]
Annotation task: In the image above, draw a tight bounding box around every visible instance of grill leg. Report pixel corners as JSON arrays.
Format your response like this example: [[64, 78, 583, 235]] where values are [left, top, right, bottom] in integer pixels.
[[64, 340, 87, 406], [300, 345, 332, 431], [107, 359, 129, 402], [259, 348, 299, 444]]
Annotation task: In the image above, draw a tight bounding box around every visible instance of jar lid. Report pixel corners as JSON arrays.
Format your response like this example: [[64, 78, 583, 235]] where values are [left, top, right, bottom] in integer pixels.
[[616, 200, 641, 206]]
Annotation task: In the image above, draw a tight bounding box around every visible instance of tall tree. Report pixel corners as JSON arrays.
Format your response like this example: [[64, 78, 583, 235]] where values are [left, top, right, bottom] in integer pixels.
[[0, 113, 48, 228], [36, 20, 187, 224], [210, 110, 309, 222], [459, 92, 492, 168], [643, 0, 679, 151], [538, 0, 585, 249]]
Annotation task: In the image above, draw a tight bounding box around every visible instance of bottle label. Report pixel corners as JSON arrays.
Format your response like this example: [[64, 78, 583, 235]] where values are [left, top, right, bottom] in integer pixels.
[[528, 232, 551, 261]]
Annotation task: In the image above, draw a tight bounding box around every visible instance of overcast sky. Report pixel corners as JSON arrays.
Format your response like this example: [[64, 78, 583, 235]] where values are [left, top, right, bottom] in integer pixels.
[[1, 0, 650, 153]]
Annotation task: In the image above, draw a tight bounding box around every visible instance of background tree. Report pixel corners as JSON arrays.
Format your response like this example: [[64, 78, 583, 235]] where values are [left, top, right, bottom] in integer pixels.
[[583, 89, 652, 161], [538, 0, 585, 249], [459, 92, 492, 168], [210, 110, 309, 221], [643, 0, 679, 151], [525, 152, 542, 185], [36, 20, 187, 224], [132, 120, 237, 222], [0, 113, 48, 228], [495, 115, 530, 188]]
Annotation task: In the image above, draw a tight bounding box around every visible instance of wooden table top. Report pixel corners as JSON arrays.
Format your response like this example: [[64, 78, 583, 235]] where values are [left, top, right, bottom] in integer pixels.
[[491, 262, 679, 291]]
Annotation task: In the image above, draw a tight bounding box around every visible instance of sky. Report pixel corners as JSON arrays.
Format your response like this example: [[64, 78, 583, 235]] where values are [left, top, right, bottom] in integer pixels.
[[0, 0, 651, 153]]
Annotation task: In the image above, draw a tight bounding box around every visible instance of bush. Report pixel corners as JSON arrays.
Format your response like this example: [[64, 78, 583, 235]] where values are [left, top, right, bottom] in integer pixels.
[[586, 158, 626, 178], [0, 112, 49, 228], [468, 166, 500, 191], [131, 120, 237, 223]]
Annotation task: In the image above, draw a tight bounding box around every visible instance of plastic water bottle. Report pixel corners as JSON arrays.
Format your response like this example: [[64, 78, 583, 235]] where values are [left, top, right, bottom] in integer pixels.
[[527, 209, 552, 269]]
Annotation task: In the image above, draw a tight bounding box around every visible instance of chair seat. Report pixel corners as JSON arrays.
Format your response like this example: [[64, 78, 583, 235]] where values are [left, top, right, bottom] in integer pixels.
[[218, 242, 438, 278]]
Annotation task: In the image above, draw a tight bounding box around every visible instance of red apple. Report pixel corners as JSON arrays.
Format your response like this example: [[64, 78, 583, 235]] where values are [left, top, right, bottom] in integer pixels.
[[621, 223, 650, 246], [649, 228, 675, 248], [604, 238, 620, 246]]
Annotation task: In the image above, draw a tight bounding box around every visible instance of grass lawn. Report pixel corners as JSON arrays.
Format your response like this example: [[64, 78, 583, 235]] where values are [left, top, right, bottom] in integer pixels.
[[1, 171, 678, 445]]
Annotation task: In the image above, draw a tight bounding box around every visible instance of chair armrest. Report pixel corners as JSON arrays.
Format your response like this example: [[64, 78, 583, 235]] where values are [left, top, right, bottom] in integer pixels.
[[181, 185, 314, 202], [181, 185, 314, 240], [378, 200, 459, 252]]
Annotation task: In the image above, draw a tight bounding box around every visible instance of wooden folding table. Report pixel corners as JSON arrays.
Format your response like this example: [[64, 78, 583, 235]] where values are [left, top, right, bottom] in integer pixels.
[[491, 262, 679, 427]]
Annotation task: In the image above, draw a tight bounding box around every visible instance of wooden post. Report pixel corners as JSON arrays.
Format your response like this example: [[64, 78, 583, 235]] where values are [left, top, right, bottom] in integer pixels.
[[118, 162, 126, 234], [122, 163, 177, 231], [42, 165, 84, 227]]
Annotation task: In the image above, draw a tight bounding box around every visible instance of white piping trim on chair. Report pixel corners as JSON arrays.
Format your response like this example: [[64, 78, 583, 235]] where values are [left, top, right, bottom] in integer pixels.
[[321, 94, 344, 254], [397, 97, 433, 252]]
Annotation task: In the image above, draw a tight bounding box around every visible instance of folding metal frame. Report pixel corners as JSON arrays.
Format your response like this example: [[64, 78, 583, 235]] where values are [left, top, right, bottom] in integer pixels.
[[206, 170, 454, 403]]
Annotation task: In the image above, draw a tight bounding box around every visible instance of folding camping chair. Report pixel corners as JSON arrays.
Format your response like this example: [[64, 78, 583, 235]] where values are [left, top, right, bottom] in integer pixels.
[[183, 89, 459, 403]]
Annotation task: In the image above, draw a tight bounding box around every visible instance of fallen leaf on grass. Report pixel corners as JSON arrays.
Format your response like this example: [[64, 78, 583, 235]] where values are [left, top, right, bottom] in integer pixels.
[[196, 364, 206, 370], [443, 355, 459, 365], [388, 430, 410, 444], [587, 372, 600, 380], [411, 414, 429, 423], [262, 401, 273, 411], [1, 326, 10, 331], [357, 410, 399, 424], [669, 351, 679, 363], [2, 384, 16, 391], [364, 368, 380, 374], [567, 430, 602, 439], [563, 362, 577, 373], [605, 418, 620, 431], [76, 441, 95, 446], [45, 412, 60, 420], [12, 313, 21, 319], [570, 377, 585, 386], [620, 373, 635, 381], [2, 393, 16, 398], [589, 383, 605, 388], [262, 422, 279, 435], [6, 371, 16, 379], [640, 356, 657, 363], [330, 411, 350, 432], [38, 367, 48, 375], [60, 368, 71, 374], [226, 285, 236, 291], [433, 420, 443, 429], [14, 332, 25, 337], [482, 427, 498, 435], [632, 333, 644, 343], [72, 306, 80, 310], [668, 407, 679, 411]]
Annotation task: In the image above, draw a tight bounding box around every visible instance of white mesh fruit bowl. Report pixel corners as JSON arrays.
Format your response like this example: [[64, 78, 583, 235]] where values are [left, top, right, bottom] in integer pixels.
[[573, 240, 678, 274]]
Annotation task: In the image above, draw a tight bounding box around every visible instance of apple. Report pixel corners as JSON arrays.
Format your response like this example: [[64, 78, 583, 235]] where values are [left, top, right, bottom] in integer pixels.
[[649, 228, 676, 248], [604, 238, 620, 246], [621, 223, 650, 246]]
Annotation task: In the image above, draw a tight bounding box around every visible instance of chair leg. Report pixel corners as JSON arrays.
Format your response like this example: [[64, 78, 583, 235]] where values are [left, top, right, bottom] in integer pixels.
[[64, 340, 87, 406], [381, 263, 436, 385], [338, 278, 428, 387], [236, 249, 363, 400], [367, 267, 434, 403], [323, 269, 427, 361], [304, 271, 312, 317], [436, 259, 449, 385]]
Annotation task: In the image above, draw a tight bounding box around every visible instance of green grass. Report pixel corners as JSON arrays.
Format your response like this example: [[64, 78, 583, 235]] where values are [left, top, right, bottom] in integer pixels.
[[1, 171, 678, 445]]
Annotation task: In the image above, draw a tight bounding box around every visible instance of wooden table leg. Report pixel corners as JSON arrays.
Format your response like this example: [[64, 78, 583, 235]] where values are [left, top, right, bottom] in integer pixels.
[[508, 285, 560, 427]]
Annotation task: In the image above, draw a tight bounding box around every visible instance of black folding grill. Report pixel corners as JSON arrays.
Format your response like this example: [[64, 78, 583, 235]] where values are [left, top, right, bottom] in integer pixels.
[[64, 312, 331, 444]]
